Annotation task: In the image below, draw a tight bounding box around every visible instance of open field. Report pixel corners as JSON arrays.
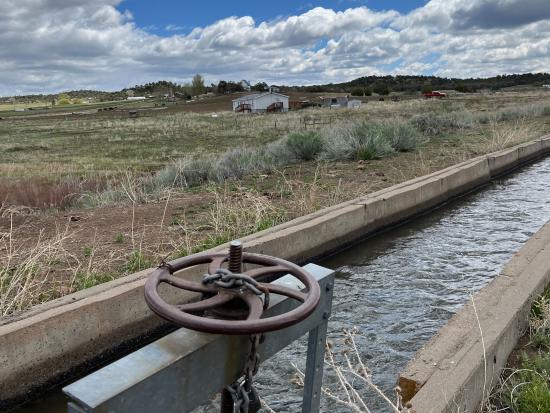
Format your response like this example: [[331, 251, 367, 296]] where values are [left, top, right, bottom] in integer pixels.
[[1, 90, 548, 178], [1, 90, 549, 316]]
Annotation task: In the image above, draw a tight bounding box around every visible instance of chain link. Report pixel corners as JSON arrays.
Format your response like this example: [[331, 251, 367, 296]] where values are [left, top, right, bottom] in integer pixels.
[[223, 334, 263, 413], [203, 269, 270, 310]]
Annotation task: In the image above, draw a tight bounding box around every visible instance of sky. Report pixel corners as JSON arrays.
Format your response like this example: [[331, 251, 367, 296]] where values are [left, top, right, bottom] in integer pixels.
[[1, 0, 549, 95]]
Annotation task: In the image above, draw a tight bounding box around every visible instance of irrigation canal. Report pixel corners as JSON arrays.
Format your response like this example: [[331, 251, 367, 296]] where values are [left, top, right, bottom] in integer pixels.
[[12, 155, 550, 413]]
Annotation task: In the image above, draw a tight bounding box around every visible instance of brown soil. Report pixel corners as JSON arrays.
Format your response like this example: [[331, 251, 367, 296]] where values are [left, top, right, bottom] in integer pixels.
[[1, 111, 548, 316]]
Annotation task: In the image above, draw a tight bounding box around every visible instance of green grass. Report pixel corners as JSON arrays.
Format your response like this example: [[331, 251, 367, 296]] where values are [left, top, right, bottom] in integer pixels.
[[125, 251, 152, 273], [2, 93, 549, 211], [491, 286, 550, 412], [499, 353, 550, 413], [0, 111, 315, 179], [73, 271, 116, 291]]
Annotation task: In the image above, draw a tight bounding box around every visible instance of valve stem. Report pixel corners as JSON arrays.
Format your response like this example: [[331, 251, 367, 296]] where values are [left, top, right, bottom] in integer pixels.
[[228, 240, 243, 273]]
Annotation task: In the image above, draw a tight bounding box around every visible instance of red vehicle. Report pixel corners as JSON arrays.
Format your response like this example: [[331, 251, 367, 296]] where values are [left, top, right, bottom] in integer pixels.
[[423, 91, 447, 98]]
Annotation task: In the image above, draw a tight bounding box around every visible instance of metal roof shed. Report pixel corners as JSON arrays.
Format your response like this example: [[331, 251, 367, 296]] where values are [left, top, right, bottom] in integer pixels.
[[232, 92, 289, 113]]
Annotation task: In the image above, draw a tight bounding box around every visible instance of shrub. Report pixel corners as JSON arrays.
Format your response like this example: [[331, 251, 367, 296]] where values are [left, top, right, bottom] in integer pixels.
[[264, 137, 296, 165], [153, 156, 215, 189], [286, 131, 323, 161], [351, 88, 364, 97], [421, 83, 433, 94], [495, 105, 542, 122], [216, 147, 270, 180], [372, 82, 390, 96], [318, 124, 356, 161], [0, 177, 105, 209], [350, 122, 396, 160], [410, 112, 476, 135], [320, 120, 423, 160], [455, 83, 470, 93], [386, 122, 425, 152]]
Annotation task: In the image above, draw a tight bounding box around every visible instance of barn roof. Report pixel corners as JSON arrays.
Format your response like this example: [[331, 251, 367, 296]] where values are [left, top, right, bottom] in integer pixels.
[[232, 92, 289, 102]]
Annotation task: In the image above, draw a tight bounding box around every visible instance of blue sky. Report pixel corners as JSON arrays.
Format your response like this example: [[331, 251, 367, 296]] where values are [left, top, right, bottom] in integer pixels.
[[120, 0, 429, 35], [1, 0, 549, 94]]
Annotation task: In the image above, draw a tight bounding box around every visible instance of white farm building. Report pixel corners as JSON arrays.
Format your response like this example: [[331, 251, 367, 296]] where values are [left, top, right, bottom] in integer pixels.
[[232, 92, 289, 113]]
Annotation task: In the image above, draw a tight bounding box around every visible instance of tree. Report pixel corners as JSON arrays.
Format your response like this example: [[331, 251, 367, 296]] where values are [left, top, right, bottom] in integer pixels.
[[217, 80, 228, 95], [191, 74, 205, 96], [351, 88, 364, 97], [421, 83, 433, 94], [364, 87, 372, 96], [372, 82, 390, 95], [455, 83, 470, 93], [57, 93, 71, 105], [252, 82, 268, 92]]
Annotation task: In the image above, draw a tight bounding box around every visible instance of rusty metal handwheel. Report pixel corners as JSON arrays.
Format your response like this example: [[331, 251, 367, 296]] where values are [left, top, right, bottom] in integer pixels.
[[144, 242, 320, 335]]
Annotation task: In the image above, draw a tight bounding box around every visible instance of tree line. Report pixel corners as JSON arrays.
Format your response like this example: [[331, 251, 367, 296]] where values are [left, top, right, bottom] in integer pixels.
[[296, 73, 550, 95], [4, 72, 549, 102]]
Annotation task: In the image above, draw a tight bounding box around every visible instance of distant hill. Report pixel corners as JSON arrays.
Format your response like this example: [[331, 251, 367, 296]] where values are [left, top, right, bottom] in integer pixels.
[[3, 73, 549, 101], [291, 73, 550, 94], [3, 90, 126, 104]]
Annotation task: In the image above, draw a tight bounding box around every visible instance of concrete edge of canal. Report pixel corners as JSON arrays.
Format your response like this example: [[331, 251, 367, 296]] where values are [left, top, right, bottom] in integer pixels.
[[1, 135, 550, 408], [399, 219, 550, 413]]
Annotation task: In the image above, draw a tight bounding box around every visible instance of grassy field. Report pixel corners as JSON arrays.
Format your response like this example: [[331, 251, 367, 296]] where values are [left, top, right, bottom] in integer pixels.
[[0, 90, 549, 316], [1, 90, 548, 178]]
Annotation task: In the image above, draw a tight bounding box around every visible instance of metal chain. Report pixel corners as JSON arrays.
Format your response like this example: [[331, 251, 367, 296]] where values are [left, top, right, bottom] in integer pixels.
[[245, 335, 261, 379], [203, 269, 270, 309], [223, 334, 263, 413]]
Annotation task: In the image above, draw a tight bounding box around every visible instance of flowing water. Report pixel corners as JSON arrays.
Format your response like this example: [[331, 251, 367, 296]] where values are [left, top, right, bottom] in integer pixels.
[[255, 156, 550, 412], [11, 156, 550, 413]]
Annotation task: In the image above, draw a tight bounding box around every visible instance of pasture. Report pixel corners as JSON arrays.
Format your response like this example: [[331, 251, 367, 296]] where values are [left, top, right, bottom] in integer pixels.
[[1, 89, 549, 316]]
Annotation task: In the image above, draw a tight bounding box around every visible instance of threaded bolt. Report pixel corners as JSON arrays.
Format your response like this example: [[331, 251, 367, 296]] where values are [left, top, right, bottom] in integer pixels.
[[228, 240, 243, 273]]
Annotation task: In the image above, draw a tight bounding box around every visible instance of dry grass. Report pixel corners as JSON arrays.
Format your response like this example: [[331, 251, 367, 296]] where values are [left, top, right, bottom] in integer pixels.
[[291, 328, 413, 412], [0, 216, 75, 316], [486, 118, 531, 152], [0, 175, 350, 316]]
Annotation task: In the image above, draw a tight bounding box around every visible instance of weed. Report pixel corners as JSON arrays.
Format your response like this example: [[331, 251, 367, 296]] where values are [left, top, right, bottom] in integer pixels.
[[0, 222, 75, 316], [497, 354, 550, 413], [83, 246, 93, 258], [73, 271, 115, 291], [114, 234, 124, 243], [125, 251, 152, 273]]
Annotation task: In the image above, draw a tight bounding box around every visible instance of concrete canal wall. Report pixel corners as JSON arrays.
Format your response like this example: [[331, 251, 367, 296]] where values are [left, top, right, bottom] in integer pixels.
[[1, 135, 549, 407], [399, 220, 550, 413]]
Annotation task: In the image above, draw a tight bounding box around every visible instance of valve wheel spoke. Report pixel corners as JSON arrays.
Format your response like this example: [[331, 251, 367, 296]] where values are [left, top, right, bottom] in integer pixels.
[[244, 265, 289, 280], [208, 256, 227, 274], [177, 293, 233, 313], [242, 294, 264, 320], [162, 274, 217, 294], [259, 283, 307, 302]]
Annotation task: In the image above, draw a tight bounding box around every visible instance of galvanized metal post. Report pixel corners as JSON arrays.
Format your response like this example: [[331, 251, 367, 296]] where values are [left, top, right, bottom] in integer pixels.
[[302, 281, 333, 413], [64, 264, 335, 413]]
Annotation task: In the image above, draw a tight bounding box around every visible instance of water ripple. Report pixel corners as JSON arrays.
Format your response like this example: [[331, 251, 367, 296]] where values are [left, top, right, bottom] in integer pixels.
[[257, 157, 550, 412]]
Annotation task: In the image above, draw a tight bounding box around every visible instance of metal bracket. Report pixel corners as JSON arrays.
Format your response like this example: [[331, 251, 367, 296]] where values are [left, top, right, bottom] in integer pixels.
[[64, 263, 334, 413]]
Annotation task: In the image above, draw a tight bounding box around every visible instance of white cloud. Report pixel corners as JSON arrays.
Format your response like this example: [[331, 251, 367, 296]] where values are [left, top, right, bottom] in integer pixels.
[[0, 0, 548, 95]]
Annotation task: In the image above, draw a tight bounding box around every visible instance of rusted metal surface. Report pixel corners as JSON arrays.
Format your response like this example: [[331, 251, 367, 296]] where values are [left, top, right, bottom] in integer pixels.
[[144, 244, 321, 335], [64, 264, 334, 413]]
